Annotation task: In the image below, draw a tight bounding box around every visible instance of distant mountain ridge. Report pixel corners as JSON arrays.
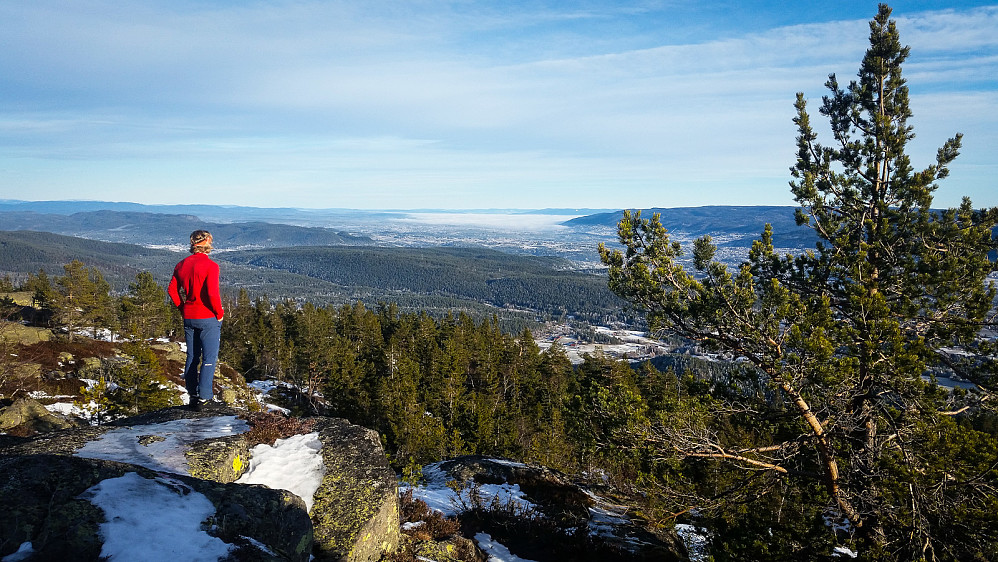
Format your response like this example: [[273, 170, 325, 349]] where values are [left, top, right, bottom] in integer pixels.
[[563, 205, 799, 231], [0, 209, 371, 249], [565, 205, 819, 248]]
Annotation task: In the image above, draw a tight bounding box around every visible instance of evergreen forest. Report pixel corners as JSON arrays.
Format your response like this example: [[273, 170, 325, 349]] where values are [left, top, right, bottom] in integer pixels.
[[2, 5, 998, 561]]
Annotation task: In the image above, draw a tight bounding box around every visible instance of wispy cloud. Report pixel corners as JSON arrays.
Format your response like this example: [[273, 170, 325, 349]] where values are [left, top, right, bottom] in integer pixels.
[[0, 1, 995, 208]]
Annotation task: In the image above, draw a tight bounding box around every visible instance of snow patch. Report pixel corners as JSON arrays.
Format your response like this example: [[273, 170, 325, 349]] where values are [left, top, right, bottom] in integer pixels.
[[675, 523, 710, 562], [237, 432, 326, 511], [81, 472, 233, 562], [474, 532, 537, 562], [246, 379, 293, 414], [833, 545, 858, 558], [44, 401, 87, 418], [402, 461, 536, 518], [1, 542, 35, 562]]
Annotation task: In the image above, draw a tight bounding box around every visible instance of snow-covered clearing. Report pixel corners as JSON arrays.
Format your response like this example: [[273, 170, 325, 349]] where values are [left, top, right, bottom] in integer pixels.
[[402, 461, 536, 518], [245, 379, 292, 414]]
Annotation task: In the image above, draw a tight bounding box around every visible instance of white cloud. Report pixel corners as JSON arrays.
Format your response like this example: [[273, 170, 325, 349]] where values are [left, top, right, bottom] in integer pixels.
[[0, 2, 995, 208]]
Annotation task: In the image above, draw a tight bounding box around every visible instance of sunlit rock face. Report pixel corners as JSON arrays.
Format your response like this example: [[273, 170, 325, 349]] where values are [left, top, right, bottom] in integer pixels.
[[309, 417, 400, 562], [0, 397, 86, 436]]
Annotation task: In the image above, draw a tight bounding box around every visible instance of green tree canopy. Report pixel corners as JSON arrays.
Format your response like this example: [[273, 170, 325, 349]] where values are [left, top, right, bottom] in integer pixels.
[[119, 271, 175, 340], [600, 4, 998, 560], [56, 260, 117, 340], [22, 269, 58, 311]]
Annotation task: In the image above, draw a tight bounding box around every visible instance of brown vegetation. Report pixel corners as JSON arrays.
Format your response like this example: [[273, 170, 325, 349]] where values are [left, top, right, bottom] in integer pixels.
[[242, 410, 317, 447]]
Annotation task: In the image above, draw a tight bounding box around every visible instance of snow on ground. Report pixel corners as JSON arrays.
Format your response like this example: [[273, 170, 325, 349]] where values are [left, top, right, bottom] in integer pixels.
[[1, 542, 35, 562], [80, 377, 119, 392], [675, 524, 710, 562], [75, 416, 249, 474], [245, 379, 292, 414], [400, 460, 541, 562], [474, 532, 537, 562], [28, 390, 76, 401], [44, 401, 88, 418], [583, 489, 633, 541], [405, 459, 716, 561], [535, 327, 670, 365], [29, 389, 92, 420], [402, 461, 536, 518], [69, 328, 119, 342], [236, 432, 326, 511], [81, 472, 234, 562], [66, 414, 328, 560], [833, 545, 858, 558]]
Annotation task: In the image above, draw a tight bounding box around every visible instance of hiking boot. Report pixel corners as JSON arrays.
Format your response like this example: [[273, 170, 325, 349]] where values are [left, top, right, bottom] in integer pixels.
[[188, 397, 201, 411]]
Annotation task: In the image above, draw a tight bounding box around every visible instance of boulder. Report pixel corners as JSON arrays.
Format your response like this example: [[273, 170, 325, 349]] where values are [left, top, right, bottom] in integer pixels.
[[310, 418, 400, 562], [187, 433, 252, 483], [0, 397, 82, 436], [411, 535, 485, 562]]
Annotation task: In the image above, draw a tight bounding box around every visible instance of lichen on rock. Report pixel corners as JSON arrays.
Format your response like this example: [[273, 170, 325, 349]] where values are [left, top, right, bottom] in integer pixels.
[[186, 434, 251, 483], [309, 418, 400, 562], [0, 404, 402, 561]]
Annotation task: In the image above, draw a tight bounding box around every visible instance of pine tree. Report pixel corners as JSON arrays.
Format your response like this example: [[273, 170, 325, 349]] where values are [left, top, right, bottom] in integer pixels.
[[599, 4, 998, 559], [55, 261, 117, 340], [76, 374, 113, 425], [112, 341, 180, 414], [22, 269, 58, 311], [119, 271, 174, 340], [566, 353, 648, 472]]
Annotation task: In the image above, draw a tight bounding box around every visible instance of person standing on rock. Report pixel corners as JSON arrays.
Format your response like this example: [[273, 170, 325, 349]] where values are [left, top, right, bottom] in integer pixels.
[[168, 230, 224, 411]]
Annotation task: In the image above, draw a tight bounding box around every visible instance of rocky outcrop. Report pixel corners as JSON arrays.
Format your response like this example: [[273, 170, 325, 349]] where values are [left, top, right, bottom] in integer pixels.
[[0, 405, 400, 562], [188, 433, 252, 483], [434, 456, 689, 562], [0, 454, 311, 561], [310, 418, 400, 562]]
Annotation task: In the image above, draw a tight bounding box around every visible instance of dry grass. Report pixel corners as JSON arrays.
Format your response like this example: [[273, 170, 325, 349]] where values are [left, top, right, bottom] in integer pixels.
[[242, 411, 317, 447], [399, 489, 461, 541]]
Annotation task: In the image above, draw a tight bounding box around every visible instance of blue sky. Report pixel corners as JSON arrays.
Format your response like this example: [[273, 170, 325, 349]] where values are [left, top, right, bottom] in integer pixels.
[[1, 1, 996, 210]]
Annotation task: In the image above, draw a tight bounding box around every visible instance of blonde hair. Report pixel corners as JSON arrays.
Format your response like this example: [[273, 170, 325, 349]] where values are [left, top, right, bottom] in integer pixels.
[[189, 230, 213, 254]]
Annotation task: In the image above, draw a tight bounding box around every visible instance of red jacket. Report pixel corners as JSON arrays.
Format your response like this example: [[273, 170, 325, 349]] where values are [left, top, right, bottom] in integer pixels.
[[168, 253, 224, 320]]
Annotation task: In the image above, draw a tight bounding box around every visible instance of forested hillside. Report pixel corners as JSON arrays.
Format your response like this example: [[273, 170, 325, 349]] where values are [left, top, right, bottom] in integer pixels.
[[0, 231, 177, 289], [0, 231, 628, 327], [223, 246, 626, 323]]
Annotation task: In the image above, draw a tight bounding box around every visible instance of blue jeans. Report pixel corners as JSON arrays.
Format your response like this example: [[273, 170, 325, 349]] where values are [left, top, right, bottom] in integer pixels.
[[183, 317, 221, 400]]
